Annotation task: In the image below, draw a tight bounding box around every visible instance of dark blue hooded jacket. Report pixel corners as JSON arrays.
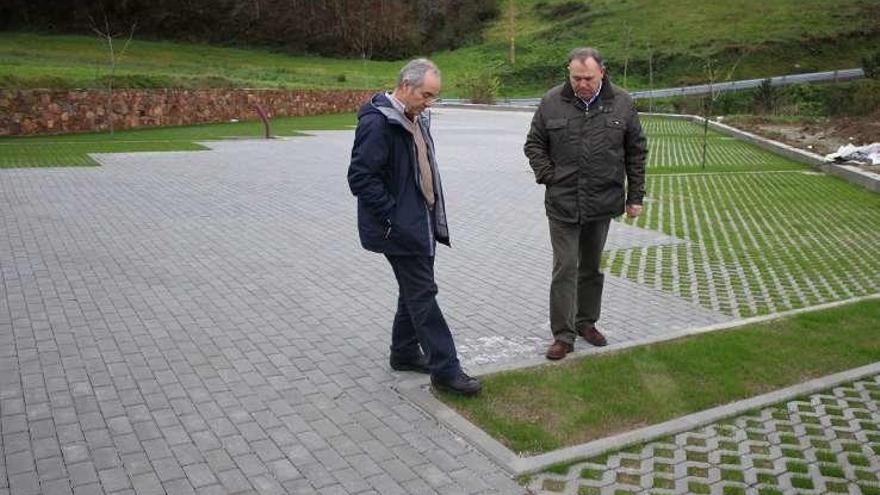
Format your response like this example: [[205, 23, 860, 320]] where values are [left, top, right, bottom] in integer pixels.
[[348, 93, 450, 256]]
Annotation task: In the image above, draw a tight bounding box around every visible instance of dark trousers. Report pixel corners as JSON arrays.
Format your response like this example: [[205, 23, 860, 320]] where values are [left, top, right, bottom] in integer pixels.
[[548, 217, 612, 344], [385, 255, 460, 380]]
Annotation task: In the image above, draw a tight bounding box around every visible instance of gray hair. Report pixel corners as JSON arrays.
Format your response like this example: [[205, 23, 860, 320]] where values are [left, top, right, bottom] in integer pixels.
[[567, 47, 605, 69], [397, 58, 441, 88]]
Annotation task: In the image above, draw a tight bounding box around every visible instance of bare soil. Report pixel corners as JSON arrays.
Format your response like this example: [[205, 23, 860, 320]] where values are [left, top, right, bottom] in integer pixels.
[[725, 113, 880, 173]]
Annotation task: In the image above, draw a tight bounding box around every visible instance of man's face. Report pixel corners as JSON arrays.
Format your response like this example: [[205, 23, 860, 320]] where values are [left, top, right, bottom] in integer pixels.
[[568, 57, 605, 100], [400, 71, 441, 116]]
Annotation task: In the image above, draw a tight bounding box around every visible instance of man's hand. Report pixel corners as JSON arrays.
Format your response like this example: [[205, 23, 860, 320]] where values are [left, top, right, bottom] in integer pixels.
[[625, 204, 643, 218]]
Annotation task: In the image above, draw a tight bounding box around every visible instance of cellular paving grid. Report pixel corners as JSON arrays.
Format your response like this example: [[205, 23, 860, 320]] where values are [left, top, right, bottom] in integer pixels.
[[527, 374, 880, 495], [0, 107, 878, 494]]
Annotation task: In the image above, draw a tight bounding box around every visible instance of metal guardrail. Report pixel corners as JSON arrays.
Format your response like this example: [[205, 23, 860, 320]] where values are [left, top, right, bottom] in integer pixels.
[[630, 68, 865, 99], [440, 68, 865, 106]]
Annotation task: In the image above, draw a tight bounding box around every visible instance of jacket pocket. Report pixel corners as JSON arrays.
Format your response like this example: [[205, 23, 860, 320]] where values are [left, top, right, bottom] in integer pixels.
[[604, 117, 626, 148], [546, 117, 574, 169], [546, 118, 567, 130], [545, 181, 578, 222], [546, 118, 568, 145]]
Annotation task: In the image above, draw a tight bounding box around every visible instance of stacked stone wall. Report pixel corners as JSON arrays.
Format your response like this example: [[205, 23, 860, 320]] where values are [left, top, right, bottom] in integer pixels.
[[0, 88, 375, 136]]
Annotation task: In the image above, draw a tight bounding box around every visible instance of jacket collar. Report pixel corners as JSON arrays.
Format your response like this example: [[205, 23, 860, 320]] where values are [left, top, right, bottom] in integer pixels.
[[561, 76, 615, 108], [370, 92, 428, 131]]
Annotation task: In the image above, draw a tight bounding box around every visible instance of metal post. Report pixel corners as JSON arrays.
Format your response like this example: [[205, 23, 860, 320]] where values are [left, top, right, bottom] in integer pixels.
[[253, 104, 272, 139]]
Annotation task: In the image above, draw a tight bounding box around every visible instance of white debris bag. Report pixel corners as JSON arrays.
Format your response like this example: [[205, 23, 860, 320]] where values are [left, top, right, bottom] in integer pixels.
[[824, 143, 880, 165]]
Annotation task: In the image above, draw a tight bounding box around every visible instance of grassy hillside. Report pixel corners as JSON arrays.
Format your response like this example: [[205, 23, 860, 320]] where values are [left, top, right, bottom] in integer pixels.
[[2, 0, 877, 96], [462, 0, 880, 94], [0, 33, 400, 90]]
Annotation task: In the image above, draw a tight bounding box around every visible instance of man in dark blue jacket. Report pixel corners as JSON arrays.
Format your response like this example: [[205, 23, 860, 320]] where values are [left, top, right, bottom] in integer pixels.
[[347, 59, 481, 396]]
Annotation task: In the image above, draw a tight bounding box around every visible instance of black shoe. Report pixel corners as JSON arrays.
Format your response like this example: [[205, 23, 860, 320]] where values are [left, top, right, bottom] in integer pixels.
[[431, 371, 482, 396], [389, 352, 430, 374]]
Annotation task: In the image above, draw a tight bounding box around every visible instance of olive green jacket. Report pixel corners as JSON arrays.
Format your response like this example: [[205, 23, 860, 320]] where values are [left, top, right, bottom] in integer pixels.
[[524, 78, 647, 224]]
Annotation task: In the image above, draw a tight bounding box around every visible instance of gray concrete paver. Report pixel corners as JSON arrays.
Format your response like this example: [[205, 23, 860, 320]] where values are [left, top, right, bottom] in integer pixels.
[[72, 483, 103, 495], [279, 477, 315, 495], [1, 108, 769, 494]]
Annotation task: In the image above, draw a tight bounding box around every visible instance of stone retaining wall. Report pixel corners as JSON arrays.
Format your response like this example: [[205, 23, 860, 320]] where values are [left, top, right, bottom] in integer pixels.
[[0, 88, 377, 136]]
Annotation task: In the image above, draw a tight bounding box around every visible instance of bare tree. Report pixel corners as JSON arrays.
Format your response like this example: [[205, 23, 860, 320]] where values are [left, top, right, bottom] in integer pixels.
[[91, 15, 136, 135], [507, 0, 516, 64], [647, 40, 654, 114], [622, 23, 632, 88], [700, 54, 747, 169]]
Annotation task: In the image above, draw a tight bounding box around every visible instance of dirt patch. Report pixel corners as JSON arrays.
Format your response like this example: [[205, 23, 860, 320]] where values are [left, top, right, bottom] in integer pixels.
[[724, 113, 880, 172]]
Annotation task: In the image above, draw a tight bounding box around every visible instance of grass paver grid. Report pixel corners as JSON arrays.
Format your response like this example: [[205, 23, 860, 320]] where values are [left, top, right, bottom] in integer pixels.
[[606, 118, 880, 318], [641, 118, 804, 174], [527, 375, 880, 494]]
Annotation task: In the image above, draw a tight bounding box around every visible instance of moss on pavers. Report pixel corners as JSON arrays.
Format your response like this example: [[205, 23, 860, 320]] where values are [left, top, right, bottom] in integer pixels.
[[541, 478, 566, 492]]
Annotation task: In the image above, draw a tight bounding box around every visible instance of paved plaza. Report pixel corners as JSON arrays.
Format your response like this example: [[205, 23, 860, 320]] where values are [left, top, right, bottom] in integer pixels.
[[1, 107, 871, 495]]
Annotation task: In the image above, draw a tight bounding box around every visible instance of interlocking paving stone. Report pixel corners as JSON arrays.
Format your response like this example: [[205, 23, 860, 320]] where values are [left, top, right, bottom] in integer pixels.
[[2, 108, 809, 494], [528, 374, 880, 494]]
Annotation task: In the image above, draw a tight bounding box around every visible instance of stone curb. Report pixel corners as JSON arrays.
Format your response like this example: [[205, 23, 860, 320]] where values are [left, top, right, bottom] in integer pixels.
[[396, 294, 880, 475]]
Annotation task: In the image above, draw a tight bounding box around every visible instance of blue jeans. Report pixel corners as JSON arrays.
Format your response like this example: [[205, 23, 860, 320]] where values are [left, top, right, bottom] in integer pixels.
[[385, 255, 461, 380]]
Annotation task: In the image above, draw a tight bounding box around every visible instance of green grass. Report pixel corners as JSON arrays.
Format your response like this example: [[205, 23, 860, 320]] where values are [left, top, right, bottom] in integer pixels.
[[606, 117, 880, 318], [4, 0, 879, 96], [640, 118, 806, 174], [0, 33, 398, 91], [472, 0, 880, 94], [439, 299, 880, 454], [0, 112, 356, 167]]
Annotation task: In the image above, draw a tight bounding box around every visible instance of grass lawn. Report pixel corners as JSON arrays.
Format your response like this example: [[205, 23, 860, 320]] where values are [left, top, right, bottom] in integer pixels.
[[4, 0, 878, 96], [0, 33, 398, 91], [440, 0, 878, 94], [0, 112, 356, 167], [439, 298, 880, 455]]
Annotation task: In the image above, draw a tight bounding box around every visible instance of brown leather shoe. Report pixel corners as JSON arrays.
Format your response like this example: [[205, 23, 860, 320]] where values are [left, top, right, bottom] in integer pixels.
[[578, 325, 607, 347], [545, 340, 574, 360]]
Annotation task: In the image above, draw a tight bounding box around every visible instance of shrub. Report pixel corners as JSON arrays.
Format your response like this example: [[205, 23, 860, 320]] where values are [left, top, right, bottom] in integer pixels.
[[862, 50, 880, 79], [752, 79, 782, 114], [636, 79, 878, 118], [457, 71, 501, 104], [849, 79, 880, 115]]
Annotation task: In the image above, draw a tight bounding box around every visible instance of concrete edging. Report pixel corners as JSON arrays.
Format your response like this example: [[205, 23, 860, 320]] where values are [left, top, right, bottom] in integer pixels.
[[396, 294, 880, 475]]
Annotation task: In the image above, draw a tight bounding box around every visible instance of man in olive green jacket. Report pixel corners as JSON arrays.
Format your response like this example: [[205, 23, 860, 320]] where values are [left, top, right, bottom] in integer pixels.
[[524, 46, 647, 360]]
